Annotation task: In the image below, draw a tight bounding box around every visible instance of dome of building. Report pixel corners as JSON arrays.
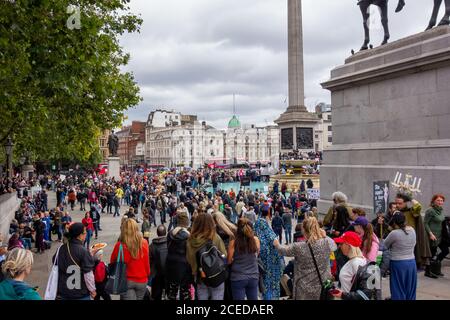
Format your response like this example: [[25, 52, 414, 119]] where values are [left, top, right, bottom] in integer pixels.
[[228, 115, 241, 129]]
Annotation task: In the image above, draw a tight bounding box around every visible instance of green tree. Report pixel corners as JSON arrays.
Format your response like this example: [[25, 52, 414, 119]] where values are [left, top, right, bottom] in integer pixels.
[[0, 0, 142, 166]]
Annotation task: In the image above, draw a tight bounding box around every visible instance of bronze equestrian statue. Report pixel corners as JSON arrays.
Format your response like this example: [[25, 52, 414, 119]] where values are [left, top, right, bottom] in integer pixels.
[[427, 0, 450, 30], [357, 0, 405, 51]]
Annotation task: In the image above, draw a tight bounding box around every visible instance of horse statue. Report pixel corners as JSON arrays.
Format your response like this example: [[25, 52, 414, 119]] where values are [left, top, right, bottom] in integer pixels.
[[426, 0, 450, 30], [357, 0, 405, 51]]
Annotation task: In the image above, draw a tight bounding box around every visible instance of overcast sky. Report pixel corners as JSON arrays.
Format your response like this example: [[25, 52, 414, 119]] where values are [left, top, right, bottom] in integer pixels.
[[120, 0, 441, 129]]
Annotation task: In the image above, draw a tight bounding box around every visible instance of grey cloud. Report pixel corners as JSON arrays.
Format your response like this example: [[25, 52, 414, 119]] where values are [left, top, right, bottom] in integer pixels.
[[122, 0, 440, 128]]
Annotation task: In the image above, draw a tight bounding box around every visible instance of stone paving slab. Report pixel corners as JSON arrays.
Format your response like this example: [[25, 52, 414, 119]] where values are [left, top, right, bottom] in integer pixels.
[[27, 191, 450, 300]]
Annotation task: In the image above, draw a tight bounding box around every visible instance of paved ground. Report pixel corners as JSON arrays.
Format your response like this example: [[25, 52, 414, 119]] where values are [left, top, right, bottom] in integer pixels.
[[28, 191, 450, 300]]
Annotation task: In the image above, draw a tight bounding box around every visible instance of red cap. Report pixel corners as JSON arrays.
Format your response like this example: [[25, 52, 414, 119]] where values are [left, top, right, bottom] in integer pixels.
[[334, 231, 362, 248]]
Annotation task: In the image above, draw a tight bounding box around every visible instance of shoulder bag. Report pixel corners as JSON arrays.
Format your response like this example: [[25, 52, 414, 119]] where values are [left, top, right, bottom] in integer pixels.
[[105, 243, 128, 295], [44, 245, 62, 300], [308, 242, 332, 300]]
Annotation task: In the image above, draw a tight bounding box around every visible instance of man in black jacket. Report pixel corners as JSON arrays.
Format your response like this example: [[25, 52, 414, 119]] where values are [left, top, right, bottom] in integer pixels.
[[33, 213, 46, 254], [77, 189, 87, 211], [53, 223, 96, 300], [150, 225, 168, 300], [90, 206, 101, 239]]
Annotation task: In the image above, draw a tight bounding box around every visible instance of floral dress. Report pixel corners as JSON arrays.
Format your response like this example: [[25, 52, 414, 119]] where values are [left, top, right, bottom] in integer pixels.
[[254, 218, 283, 300]]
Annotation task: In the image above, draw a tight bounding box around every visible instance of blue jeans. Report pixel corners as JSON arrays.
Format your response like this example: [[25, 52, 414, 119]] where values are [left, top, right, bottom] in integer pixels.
[[84, 229, 93, 249], [284, 225, 292, 244], [231, 279, 259, 300], [114, 205, 120, 217], [197, 282, 224, 300]]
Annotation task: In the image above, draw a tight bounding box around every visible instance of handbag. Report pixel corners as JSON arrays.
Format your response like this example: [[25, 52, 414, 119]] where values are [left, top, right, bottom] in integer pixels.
[[308, 242, 332, 300], [44, 245, 62, 300], [105, 243, 128, 295]]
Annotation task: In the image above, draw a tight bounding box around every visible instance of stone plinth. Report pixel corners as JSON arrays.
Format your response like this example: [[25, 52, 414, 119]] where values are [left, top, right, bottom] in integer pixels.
[[318, 27, 450, 217], [0, 193, 20, 242], [107, 157, 121, 181], [21, 164, 35, 180]]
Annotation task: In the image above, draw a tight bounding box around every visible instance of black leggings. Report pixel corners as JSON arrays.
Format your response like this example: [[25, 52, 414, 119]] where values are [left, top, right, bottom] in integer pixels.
[[431, 242, 449, 261], [166, 282, 191, 300]]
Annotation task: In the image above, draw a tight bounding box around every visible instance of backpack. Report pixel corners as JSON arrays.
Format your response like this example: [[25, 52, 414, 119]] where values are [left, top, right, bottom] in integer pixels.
[[94, 261, 108, 283], [196, 241, 228, 288]]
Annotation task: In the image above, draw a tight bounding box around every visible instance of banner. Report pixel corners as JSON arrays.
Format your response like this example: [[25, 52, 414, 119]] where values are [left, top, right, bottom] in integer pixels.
[[373, 181, 389, 215], [240, 177, 251, 187], [307, 188, 320, 200]]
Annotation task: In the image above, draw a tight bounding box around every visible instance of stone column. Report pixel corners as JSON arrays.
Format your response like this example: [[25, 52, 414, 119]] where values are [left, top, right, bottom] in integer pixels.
[[288, 0, 306, 110]]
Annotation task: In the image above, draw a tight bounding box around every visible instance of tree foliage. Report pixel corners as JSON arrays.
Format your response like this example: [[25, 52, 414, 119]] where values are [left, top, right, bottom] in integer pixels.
[[0, 0, 142, 165]]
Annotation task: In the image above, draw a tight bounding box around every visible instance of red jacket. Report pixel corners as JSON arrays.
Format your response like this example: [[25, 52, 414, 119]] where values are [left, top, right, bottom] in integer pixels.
[[110, 240, 150, 284], [88, 191, 97, 203], [82, 218, 94, 231]]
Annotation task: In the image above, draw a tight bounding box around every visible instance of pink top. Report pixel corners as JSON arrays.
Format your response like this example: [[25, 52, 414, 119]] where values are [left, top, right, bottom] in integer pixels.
[[362, 233, 379, 262]]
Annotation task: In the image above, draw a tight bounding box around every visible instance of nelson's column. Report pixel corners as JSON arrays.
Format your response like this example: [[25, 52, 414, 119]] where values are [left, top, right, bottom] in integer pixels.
[[275, 0, 320, 155]]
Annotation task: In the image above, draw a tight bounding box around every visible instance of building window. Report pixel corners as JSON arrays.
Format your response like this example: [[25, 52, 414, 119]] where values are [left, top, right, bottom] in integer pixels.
[[327, 115, 332, 121], [315, 135, 319, 139], [328, 137, 333, 143], [328, 126, 332, 132]]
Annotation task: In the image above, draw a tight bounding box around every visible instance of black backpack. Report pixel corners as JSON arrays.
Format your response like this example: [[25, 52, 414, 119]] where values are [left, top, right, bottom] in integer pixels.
[[196, 241, 228, 288]]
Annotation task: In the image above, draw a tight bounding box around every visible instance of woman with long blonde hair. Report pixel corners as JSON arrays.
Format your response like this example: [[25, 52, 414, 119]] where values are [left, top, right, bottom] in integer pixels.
[[274, 216, 337, 300], [110, 218, 150, 300], [212, 211, 237, 249]]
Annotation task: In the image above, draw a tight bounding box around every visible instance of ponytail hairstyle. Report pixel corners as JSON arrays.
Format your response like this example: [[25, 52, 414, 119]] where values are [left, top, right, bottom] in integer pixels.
[[389, 211, 409, 235], [235, 218, 258, 254], [2, 248, 34, 279], [362, 223, 375, 253]]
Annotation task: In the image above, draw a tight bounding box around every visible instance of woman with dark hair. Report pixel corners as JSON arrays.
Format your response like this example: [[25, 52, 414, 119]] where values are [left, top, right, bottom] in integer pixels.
[[384, 212, 417, 300], [82, 212, 94, 249], [424, 194, 448, 278], [330, 205, 352, 238], [166, 212, 193, 300], [186, 213, 227, 300], [227, 218, 260, 300]]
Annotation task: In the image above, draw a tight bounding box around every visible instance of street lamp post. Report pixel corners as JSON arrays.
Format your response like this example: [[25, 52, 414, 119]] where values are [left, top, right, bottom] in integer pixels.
[[4, 136, 14, 179]]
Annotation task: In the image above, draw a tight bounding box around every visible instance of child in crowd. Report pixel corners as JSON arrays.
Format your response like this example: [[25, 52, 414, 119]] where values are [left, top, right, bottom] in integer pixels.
[[93, 250, 111, 300]]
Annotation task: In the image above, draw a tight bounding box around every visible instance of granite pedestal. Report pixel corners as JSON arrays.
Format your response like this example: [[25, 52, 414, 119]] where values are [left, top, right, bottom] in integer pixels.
[[107, 157, 121, 181], [318, 27, 450, 217]]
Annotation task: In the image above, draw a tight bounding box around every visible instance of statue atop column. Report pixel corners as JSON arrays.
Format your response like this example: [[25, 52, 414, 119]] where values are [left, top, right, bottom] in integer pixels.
[[107, 130, 119, 157]]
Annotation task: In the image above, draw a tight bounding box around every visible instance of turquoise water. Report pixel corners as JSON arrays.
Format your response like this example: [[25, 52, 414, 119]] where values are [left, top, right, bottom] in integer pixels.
[[205, 182, 269, 194]]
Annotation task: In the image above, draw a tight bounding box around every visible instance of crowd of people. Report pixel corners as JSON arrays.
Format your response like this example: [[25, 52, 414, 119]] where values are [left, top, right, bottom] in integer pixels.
[[0, 168, 448, 301]]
